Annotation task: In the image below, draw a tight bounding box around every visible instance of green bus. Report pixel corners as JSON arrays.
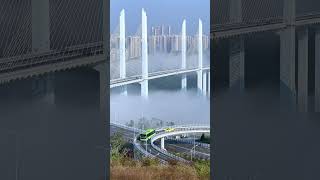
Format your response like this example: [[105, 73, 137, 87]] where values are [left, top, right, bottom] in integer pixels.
[[139, 129, 156, 142]]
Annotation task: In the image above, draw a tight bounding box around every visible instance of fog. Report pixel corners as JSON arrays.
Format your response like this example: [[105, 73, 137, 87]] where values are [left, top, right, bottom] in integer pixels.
[[111, 89, 210, 126]]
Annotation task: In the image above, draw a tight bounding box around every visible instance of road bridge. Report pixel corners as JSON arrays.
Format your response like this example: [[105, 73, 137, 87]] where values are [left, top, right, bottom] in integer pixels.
[[212, 0, 320, 112]]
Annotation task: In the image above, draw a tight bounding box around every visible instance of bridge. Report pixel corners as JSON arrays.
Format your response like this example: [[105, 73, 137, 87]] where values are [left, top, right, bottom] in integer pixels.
[[111, 122, 210, 162], [212, 0, 320, 112], [110, 9, 210, 97], [150, 126, 210, 161]]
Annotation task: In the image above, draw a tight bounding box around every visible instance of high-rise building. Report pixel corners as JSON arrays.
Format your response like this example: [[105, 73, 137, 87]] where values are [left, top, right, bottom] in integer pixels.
[[127, 36, 141, 59]]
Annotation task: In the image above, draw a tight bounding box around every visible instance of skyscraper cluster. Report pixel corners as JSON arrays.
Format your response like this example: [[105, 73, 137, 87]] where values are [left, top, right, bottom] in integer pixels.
[[110, 25, 210, 61]]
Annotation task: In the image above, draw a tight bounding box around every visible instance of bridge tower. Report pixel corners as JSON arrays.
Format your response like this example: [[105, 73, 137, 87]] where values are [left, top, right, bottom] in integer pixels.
[[31, 0, 54, 104], [119, 9, 127, 95], [197, 19, 203, 92], [229, 0, 245, 90], [181, 20, 187, 90], [141, 9, 149, 98], [315, 26, 320, 112]]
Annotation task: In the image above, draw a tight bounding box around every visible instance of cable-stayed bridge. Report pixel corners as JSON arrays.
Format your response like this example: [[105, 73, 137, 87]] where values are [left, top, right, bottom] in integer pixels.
[[110, 9, 211, 97], [1, 1, 320, 106], [212, 0, 320, 112]]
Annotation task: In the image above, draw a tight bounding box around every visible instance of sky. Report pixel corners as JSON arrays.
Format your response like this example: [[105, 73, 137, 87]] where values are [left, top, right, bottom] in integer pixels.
[[110, 0, 210, 35]]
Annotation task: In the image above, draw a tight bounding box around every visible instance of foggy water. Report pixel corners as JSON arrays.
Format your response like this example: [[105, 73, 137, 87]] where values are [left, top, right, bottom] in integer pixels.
[[111, 74, 210, 126], [0, 69, 105, 180], [213, 33, 320, 180]]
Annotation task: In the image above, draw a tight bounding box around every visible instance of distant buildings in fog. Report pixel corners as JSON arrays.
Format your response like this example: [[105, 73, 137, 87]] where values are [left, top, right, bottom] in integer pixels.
[[110, 25, 209, 61]]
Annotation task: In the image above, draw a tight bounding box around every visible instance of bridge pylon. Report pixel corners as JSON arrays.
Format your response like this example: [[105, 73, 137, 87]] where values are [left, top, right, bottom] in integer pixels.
[[141, 9, 149, 98], [197, 19, 203, 92], [181, 20, 187, 90], [119, 9, 127, 96]]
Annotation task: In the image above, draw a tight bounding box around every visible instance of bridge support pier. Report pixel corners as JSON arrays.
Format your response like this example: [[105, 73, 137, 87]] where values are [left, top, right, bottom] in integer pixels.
[[197, 70, 203, 92], [30, 74, 55, 105], [99, 64, 109, 121], [182, 75, 187, 90], [203, 71, 207, 96], [141, 80, 148, 98], [297, 28, 309, 112], [208, 71, 210, 96], [280, 27, 296, 110], [229, 37, 245, 90], [161, 137, 165, 150]]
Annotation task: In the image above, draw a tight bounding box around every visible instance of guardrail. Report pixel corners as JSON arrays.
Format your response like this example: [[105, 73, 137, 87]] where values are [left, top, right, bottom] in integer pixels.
[[166, 137, 210, 148], [150, 126, 210, 162]]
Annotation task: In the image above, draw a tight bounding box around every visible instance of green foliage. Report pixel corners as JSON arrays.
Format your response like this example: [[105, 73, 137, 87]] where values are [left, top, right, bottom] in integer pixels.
[[198, 133, 210, 144], [110, 132, 126, 164], [194, 160, 210, 179]]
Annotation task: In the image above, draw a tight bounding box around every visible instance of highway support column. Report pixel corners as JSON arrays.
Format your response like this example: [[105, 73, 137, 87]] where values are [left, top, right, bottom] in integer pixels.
[[161, 137, 165, 150]]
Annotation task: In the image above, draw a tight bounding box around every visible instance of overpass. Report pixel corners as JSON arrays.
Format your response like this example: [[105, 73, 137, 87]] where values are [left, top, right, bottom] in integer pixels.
[[111, 122, 210, 162], [150, 126, 210, 162]]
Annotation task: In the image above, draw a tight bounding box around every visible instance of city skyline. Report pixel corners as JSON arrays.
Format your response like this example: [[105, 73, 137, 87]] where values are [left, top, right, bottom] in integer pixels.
[[110, 23, 210, 60], [110, 0, 210, 35]]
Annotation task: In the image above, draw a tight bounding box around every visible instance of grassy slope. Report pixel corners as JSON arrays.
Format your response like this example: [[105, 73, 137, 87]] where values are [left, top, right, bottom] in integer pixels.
[[110, 133, 210, 180]]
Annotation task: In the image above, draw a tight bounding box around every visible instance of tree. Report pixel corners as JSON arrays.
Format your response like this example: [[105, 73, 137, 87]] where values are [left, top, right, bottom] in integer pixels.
[[200, 133, 205, 142]]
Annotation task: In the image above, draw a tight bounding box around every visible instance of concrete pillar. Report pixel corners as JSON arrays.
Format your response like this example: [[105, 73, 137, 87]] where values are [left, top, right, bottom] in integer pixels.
[[280, 27, 296, 109], [181, 20, 187, 90], [141, 9, 148, 98], [43, 74, 55, 105], [99, 65, 107, 121], [197, 19, 203, 92], [102, 0, 109, 179], [315, 27, 320, 112], [229, 37, 245, 89], [161, 137, 165, 150], [119, 9, 126, 79], [119, 10, 127, 96], [203, 71, 207, 95], [207, 71, 210, 97], [297, 28, 309, 112], [32, 0, 50, 53]]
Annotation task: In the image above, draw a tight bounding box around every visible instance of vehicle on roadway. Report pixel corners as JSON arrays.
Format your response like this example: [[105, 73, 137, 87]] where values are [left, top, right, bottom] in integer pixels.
[[164, 127, 175, 132], [139, 129, 156, 142]]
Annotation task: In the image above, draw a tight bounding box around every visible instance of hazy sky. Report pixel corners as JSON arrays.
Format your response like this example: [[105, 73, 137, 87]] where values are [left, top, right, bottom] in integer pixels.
[[111, 0, 210, 35]]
